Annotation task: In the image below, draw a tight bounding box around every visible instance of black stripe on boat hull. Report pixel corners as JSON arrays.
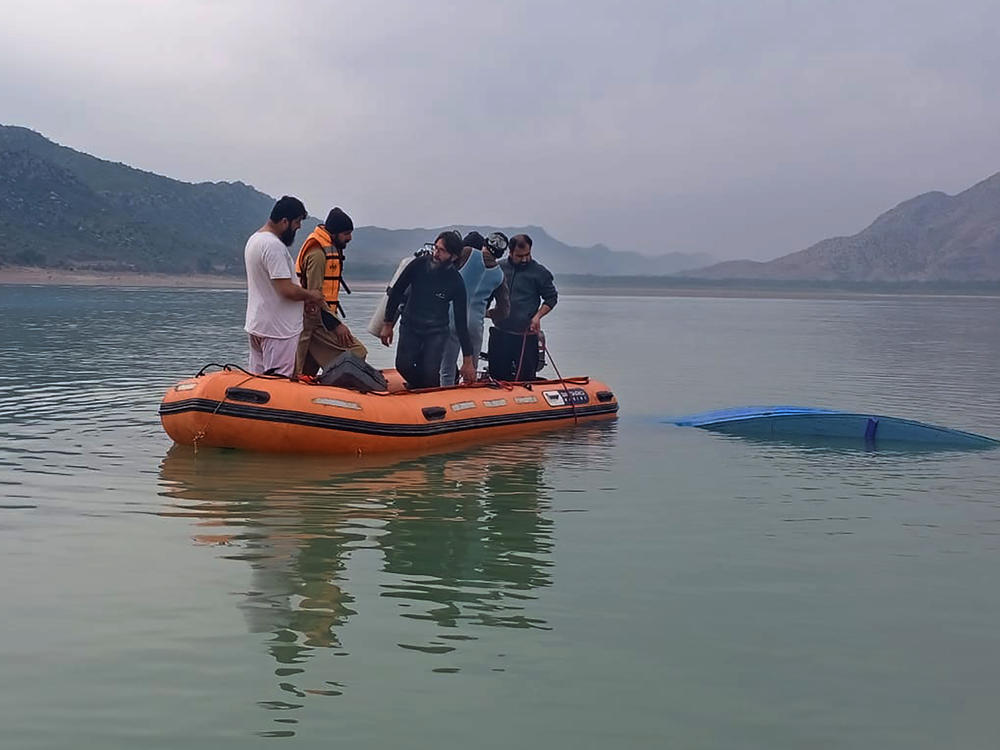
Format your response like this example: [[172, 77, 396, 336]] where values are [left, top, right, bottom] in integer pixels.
[[159, 398, 617, 437]]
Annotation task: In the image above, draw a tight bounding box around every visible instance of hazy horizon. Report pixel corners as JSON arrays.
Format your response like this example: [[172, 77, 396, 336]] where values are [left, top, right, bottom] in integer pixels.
[[3, 1, 999, 262]]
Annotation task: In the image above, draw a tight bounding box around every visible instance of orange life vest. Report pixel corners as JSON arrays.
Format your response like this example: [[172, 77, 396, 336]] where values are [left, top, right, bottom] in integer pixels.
[[295, 225, 351, 316]]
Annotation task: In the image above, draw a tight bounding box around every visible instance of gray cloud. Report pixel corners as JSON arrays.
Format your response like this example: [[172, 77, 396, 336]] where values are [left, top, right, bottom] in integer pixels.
[[2, 0, 999, 259]]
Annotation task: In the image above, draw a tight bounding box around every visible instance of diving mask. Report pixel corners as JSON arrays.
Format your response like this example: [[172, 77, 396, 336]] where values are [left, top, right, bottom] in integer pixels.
[[485, 231, 509, 258]]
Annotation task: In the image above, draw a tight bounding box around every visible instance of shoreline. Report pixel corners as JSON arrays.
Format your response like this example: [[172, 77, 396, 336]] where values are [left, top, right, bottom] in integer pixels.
[[1, 267, 998, 301], [0, 267, 389, 291], [0, 267, 247, 288]]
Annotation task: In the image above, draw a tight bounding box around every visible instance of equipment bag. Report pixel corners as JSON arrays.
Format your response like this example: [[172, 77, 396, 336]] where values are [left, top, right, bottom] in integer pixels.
[[317, 352, 389, 393]]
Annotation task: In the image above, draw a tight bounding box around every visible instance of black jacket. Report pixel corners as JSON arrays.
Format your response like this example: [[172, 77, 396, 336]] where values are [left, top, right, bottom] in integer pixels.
[[496, 258, 558, 334], [385, 255, 472, 355]]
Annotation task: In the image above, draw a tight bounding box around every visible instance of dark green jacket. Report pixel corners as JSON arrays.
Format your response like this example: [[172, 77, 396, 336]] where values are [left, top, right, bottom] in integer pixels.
[[497, 258, 558, 334]]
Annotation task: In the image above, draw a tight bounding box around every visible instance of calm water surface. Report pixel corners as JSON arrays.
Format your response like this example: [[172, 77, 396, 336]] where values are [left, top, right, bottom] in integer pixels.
[[2, 285, 999, 748]]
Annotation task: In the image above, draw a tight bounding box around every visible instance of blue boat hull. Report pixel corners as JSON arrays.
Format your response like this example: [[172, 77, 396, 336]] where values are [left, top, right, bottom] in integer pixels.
[[672, 406, 999, 449]]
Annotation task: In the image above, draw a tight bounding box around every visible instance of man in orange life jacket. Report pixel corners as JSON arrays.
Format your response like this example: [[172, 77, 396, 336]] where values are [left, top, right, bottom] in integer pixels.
[[294, 207, 368, 376]]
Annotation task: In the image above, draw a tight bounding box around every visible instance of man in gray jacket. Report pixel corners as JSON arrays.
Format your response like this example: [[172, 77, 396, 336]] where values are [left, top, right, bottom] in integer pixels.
[[487, 233, 558, 381]]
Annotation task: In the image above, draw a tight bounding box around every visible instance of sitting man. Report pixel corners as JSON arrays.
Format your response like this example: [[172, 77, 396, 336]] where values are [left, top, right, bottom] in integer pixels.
[[438, 230, 510, 386], [487, 233, 557, 381], [379, 231, 476, 389], [294, 207, 367, 376]]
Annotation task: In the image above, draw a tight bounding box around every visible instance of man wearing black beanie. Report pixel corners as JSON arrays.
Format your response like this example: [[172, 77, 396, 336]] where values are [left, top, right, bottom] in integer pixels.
[[293, 206, 368, 376], [324, 207, 353, 235]]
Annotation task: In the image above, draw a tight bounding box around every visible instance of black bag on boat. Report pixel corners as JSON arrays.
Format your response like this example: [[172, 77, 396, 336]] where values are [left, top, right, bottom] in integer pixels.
[[317, 352, 388, 393]]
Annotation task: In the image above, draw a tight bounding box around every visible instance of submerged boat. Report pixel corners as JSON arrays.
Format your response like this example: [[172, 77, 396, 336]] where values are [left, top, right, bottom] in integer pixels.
[[159, 365, 618, 454], [672, 405, 999, 449]]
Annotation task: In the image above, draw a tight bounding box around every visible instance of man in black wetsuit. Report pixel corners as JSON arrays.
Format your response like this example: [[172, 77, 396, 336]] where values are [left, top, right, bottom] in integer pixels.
[[487, 233, 558, 381], [379, 231, 476, 388]]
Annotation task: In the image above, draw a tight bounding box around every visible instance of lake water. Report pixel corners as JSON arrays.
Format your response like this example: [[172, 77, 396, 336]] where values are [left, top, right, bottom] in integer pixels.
[[2, 284, 1000, 748]]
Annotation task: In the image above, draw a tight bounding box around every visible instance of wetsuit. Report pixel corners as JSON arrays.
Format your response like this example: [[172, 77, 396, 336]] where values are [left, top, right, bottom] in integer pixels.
[[440, 248, 509, 386], [385, 255, 472, 388]]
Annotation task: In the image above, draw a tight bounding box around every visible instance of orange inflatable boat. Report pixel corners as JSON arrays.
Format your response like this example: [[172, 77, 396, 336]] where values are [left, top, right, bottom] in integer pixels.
[[159, 365, 618, 454]]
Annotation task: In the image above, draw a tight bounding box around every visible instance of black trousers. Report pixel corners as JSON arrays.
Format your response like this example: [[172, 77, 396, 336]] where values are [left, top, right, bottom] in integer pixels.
[[487, 327, 539, 381], [396, 325, 449, 389]]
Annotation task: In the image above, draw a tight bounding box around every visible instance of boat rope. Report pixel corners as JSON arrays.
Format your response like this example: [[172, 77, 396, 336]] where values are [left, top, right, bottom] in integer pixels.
[[195, 362, 288, 380], [226, 363, 290, 380], [514, 333, 530, 382], [191, 367, 268, 452], [508, 331, 580, 425], [541, 337, 578, 425], [196, 362, 228, 376]]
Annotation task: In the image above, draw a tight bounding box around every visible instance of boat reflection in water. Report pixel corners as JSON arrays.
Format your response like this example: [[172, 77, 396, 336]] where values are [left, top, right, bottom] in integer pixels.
[[157, 423, 616, 733]]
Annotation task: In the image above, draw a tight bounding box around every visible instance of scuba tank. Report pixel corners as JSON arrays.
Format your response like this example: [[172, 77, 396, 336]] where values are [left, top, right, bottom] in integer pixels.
[[365, 246, 431, 337]]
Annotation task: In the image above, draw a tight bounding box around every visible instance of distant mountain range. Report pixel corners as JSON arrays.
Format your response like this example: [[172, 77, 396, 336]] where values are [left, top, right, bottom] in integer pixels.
[[0, 125, 710, 277], [7, 123, 997, 284], [689, 172, 1000, 282], [347, 224, 710, 276]]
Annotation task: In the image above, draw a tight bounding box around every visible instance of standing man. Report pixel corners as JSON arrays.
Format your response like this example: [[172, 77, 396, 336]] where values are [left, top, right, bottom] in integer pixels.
[[379, 231, 476, 389], [294, 206, 367, 376], [487, 233, 557, 381], [244, 196, 324, 377], [439, 231, 510, 386]]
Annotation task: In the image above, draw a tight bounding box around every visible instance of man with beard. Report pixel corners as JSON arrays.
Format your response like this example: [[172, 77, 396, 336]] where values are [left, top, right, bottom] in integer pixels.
[[379, 231, 476, 388], [243, 196, 324, 377], [487, 233, 558, 381], [293, 206, 367, 376]]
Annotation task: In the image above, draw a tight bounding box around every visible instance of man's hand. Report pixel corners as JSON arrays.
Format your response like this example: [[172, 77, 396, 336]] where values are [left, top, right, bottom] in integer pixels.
[[304, 290, 325, 316], [379, 322, 394, 346], [528, 314, 543, 334], [333, 324, 354, 348], [459, 357, 476, 383], [272, 278, 326, 304]]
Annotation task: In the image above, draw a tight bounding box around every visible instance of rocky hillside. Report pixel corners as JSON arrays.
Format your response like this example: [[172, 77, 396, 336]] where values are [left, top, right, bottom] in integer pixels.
[[0, 125, 710, 276], [0, 125, 275, 273], [691, 173, 1000, 282]]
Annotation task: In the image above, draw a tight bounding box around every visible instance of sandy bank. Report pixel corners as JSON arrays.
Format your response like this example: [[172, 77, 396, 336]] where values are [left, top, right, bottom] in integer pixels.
[[2, 266, 997, 301], [0, 267, 383, 291]]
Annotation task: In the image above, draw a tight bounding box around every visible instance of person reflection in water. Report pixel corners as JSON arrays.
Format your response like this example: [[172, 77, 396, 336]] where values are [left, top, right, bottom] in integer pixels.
[[157, 441, 557, 731], [158, 451, 369, 665], [379, 449, 554, 634]]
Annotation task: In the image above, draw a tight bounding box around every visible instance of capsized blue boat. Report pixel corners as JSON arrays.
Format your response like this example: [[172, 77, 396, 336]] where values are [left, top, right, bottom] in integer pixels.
[[671, 406, 999, 449]]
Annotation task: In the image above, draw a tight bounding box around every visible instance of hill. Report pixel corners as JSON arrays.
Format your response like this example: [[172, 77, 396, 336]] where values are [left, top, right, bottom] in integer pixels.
[[689, 173, 1000, 282], [0, 125, 710, 277], [347, 225, 710, 276], [0, 125, 275, 273]]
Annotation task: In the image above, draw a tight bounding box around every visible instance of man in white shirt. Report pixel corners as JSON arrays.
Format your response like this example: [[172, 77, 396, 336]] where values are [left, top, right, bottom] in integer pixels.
[[244, 196, 325, 376]]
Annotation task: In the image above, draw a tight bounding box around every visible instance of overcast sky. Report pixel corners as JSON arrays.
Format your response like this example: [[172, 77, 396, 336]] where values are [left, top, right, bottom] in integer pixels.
[[2, 0, 998, 260]]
